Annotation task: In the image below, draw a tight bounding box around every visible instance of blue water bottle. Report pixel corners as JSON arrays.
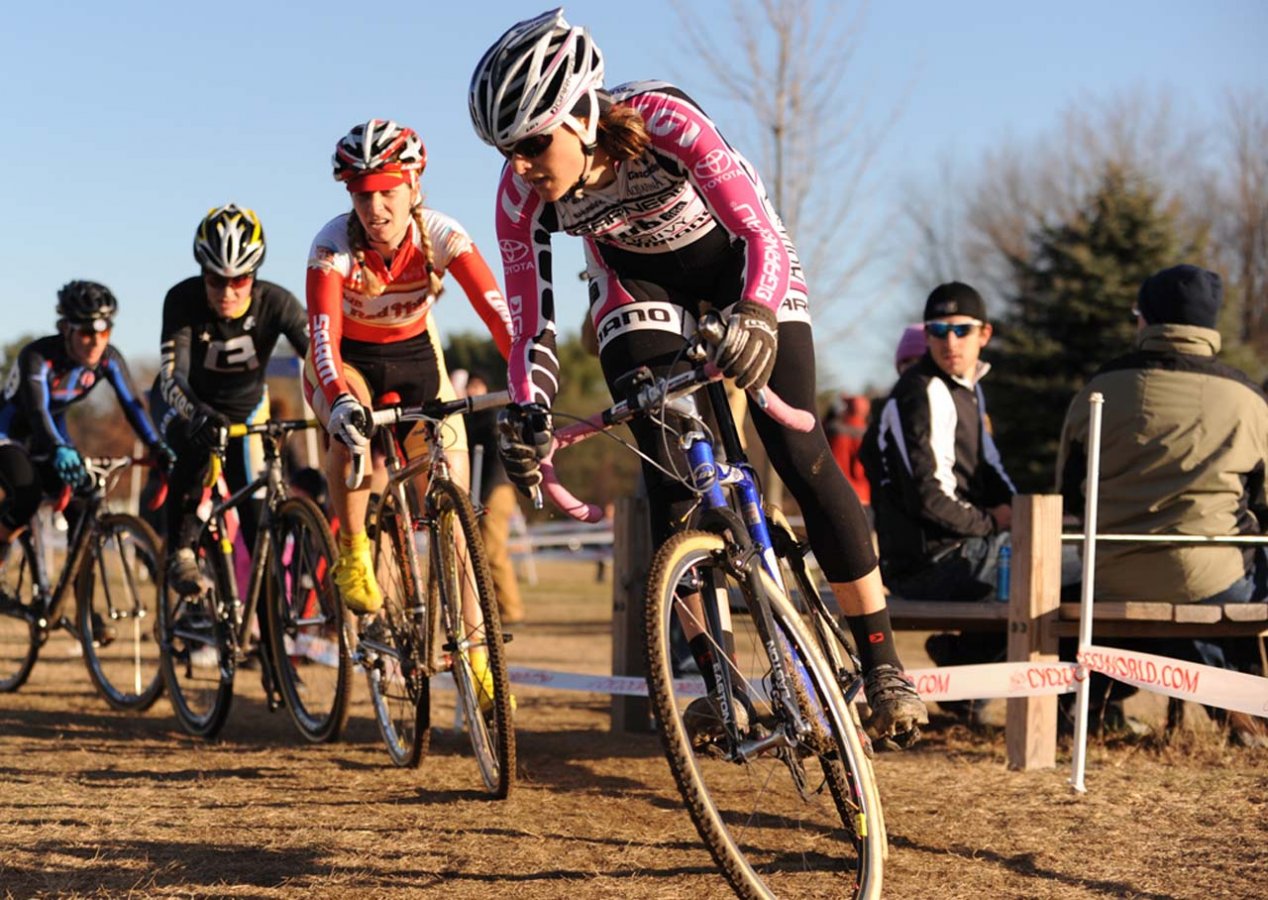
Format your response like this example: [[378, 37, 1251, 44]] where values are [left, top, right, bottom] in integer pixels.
[[996, 543, 1011, 602]]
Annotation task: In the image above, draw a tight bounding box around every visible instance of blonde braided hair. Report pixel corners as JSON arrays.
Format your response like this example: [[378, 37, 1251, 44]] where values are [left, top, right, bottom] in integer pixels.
[[345, 197, 444, 299]]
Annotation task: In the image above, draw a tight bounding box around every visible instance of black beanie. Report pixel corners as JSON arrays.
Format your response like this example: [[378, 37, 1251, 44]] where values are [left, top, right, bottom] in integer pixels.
[[1137, 265, 1222, 329], [923, 282, 987, 322]]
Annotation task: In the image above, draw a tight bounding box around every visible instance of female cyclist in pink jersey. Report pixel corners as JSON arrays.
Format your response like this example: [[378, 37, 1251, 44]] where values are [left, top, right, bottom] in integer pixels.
[[304, 119, 512, 627], [469, 8, 926, 742]]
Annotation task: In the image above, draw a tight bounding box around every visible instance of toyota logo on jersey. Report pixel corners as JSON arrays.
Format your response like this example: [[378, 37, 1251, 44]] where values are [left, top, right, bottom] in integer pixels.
[[694, 149, 732, 178], [500, 239, 530, 263]]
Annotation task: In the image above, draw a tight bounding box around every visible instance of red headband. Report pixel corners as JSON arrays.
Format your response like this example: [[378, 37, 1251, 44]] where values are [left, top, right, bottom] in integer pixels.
[[348, 169, 413, 193]]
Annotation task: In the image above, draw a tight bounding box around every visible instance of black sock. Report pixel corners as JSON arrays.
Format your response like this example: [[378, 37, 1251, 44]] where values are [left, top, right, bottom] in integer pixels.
[[846, 609, 903, 672]]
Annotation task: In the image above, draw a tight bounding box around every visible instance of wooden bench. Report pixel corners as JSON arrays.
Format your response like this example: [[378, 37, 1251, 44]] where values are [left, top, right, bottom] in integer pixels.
[[886, 495, 1268, 770]]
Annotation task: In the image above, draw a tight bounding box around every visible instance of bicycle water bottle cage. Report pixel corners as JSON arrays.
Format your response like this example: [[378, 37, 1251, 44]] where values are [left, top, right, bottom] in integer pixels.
[[376, 391, 402, 406], [612, 366, 655, 405]]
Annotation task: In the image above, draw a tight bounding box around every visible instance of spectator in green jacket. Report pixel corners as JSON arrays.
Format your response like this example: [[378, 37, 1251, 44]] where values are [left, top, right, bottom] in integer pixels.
[[1057, 264, 1268, 747]]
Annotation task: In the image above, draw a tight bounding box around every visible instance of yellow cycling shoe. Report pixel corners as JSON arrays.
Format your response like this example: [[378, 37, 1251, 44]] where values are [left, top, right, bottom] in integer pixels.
[[470, 651, 516, 715], [333, 534, 382, 615]]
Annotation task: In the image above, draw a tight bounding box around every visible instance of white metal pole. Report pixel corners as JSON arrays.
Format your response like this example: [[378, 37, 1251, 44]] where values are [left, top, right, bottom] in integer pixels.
[[1070, 391, 1105, 792]]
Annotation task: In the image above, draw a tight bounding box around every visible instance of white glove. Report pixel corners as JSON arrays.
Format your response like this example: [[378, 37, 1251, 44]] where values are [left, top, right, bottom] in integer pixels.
[[327, 393, 370, 451]]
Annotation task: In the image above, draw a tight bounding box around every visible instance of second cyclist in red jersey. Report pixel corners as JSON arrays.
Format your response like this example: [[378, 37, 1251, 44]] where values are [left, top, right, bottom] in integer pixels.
[[304, 119, 512, 621]]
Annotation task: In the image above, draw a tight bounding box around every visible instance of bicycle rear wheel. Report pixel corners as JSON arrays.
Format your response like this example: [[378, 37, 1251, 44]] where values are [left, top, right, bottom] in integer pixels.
[[364, 485, 430, 767], [76, 513, 165, 711], [645, 529, 884, 900], [266, 496, 352, 743], [158, 529, 235, 738], [429, 478, 515, 798], [0, 539, 40, 692]]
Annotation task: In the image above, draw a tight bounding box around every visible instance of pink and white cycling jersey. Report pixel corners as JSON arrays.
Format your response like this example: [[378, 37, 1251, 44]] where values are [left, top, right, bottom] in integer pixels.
[[495, 80, 810, 407]]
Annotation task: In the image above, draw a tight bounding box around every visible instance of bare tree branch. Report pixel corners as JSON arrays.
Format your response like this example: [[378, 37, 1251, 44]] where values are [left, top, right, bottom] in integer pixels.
[[669, 0, 904, 332]]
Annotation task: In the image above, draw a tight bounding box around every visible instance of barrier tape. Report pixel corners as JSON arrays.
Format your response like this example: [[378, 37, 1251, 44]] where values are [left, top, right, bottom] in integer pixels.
[[506, 662, 1078, 703], [504, 653, 1268, 717], [1080, 644, 1268, 718]]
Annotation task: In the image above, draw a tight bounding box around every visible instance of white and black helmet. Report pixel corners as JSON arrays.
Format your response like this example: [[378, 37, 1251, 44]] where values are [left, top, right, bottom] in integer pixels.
[[193, 204, 266, 277], [332, 119, 426, 182], [469, 7, 605, 150]]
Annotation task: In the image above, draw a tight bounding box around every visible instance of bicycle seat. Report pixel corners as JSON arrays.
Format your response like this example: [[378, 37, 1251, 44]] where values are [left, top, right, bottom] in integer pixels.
[[376, 392, 402, 407]]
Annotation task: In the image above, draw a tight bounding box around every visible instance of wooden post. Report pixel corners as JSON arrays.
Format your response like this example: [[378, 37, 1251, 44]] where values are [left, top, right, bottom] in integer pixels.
[[1006, 494, 1062, 770], [611, 495, 654, 732]]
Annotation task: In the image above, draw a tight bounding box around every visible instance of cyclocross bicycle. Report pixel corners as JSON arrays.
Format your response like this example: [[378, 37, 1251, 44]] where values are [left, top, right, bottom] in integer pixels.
[[540, 319, 886, 899], [347, 390, 515, 798], [158, 418, 351, 742], [0, 455, 165, 711]]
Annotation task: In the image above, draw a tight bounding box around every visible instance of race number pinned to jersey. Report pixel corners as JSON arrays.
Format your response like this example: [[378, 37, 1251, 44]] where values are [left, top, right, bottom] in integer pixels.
[[205, 336, 260, 372]]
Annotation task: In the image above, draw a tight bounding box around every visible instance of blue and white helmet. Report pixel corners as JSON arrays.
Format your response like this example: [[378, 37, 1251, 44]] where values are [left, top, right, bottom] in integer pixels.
[[469, 7, 605, 150]]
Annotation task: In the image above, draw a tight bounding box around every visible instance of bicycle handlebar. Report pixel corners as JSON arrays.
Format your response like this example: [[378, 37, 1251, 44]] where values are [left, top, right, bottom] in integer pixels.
[[53, 456, 165, 512], [345, 391, 511, 490], [540, 366, 815, 523]]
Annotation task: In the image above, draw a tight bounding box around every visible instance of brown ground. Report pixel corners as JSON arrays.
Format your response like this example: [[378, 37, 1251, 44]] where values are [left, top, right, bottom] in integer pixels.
[[1, 559, 1265, 899]]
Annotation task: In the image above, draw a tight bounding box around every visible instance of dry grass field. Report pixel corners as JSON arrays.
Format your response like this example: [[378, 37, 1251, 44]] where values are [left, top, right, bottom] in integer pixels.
[[1, 559, 1264, 898]]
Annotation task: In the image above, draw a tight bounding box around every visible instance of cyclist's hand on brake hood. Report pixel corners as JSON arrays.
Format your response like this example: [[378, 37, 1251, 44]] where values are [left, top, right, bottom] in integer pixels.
[[497, 404, 552, 497]]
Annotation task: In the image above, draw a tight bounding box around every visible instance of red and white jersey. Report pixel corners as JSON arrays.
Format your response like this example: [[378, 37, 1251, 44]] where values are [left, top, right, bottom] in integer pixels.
[[494, 80, 809, 407], [306, 210, 512, 405]]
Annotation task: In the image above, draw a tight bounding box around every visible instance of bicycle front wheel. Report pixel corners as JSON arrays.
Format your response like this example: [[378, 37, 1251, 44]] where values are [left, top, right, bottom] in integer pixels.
[[0, 540, 40, 692], [266, 496, 352, 743], [76, 513, 164, 711], [365, 485, 430, 767], [158, 529, 235, 738], [645, 529, 884, 900], [429, 478, 515, 798]]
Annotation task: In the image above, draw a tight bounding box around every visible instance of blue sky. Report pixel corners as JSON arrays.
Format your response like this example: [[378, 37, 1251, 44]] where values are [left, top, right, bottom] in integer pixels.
[[2, 0, 1263, 390]]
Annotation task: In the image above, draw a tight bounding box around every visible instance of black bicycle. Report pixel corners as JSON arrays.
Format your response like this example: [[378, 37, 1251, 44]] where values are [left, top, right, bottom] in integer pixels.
[[0, 456, 165, 710], [158, 419, 351, 741]]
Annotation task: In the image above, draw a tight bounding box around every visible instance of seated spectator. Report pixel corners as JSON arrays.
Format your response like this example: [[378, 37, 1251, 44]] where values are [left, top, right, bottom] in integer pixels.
[[865, 284, 1014, 715], [1057, 264, 1268, 747]]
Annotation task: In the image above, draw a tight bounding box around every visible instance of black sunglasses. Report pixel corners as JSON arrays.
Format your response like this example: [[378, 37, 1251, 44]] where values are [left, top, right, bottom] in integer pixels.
[[925, 321, 981, 340], [499, 132, 554, 161]]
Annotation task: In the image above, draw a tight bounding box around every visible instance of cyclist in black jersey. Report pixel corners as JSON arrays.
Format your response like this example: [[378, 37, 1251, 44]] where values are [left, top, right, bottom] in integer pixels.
[[0, 281, 174, 560], [157, 204, 309, 594]]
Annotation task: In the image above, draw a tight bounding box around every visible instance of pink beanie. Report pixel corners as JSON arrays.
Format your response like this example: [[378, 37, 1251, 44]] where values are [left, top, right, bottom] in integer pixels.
[[894, 323, 927, 372]]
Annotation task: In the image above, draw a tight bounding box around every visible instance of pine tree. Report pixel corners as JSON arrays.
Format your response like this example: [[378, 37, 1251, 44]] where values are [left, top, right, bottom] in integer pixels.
[[988, 166, 1186, 491]]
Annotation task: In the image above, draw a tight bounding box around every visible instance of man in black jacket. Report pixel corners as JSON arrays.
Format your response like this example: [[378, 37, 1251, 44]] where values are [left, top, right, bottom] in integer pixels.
[[865, 283, 1015, 690], [868, 282, 1015, 600]]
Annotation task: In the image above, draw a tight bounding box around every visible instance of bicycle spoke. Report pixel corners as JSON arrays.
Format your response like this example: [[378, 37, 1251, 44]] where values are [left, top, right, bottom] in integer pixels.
[[645, 530, 882, 899], [77, 515, 164, 711], [266, 496, 350, 743]]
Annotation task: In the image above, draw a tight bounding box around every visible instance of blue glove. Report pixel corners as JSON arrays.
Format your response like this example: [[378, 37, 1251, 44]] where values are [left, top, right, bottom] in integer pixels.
[[152, 442, 177, 476], [53, 446, 89, 490]]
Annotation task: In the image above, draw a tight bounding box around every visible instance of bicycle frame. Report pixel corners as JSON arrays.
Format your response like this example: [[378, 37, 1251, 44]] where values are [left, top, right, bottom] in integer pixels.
[[193, 422, 305, 703], [24, 458, 149, 637], [543, 359, 856, 749]]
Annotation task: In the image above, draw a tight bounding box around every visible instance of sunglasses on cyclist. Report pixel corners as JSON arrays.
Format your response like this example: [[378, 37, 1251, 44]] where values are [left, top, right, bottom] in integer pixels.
[[499, 132, 554, 161], [204, 272, 254, 290], [925, 321, 982, 340]]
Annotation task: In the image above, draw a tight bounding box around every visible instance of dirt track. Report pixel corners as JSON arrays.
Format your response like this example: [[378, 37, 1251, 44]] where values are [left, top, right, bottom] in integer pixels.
[[2, 560, 1265, 899]]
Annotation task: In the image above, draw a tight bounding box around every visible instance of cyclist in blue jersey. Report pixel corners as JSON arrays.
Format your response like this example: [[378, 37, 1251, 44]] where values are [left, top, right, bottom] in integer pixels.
[[0, 281, 175, 562]]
